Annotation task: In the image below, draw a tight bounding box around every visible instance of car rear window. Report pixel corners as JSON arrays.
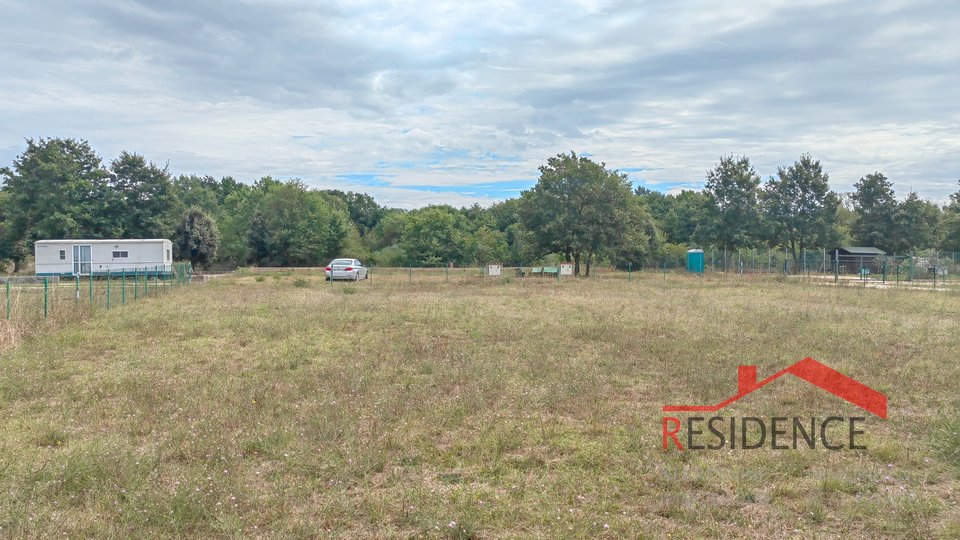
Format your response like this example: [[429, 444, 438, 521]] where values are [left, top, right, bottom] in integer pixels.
[[332, 259, 353, 265]]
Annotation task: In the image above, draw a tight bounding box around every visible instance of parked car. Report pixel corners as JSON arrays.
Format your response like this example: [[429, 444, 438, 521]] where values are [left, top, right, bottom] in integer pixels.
[[324, 258, 368, 281]]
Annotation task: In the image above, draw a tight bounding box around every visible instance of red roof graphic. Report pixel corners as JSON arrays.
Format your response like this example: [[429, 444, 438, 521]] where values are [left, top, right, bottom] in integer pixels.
[[662, 357, 887, 419]]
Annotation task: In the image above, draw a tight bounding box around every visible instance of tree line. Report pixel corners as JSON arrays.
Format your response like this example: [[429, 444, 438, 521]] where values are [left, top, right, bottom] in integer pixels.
[[1, 138, 958, 274]]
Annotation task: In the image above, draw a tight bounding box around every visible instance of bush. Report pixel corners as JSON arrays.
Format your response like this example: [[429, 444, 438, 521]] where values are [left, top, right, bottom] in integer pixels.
[[370, 245, 407, 267]]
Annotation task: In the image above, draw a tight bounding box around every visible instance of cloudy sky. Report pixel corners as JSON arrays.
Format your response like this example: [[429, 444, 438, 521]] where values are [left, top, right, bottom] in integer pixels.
[[1, 0, 958, 208]]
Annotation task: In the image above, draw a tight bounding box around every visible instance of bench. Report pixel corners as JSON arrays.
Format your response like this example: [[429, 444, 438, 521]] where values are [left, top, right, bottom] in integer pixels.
[[530, 267, 543, 276], [543, 266, 559, 276]]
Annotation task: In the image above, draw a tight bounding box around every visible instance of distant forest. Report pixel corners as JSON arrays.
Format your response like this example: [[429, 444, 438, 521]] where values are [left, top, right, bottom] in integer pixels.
[[2, 138, 958, 275]]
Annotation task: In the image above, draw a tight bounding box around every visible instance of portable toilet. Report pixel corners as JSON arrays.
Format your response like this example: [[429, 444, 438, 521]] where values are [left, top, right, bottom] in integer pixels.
[[686, 249, 705, 273]]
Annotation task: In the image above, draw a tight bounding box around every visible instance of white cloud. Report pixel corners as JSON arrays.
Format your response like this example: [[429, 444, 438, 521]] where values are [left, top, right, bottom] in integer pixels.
[[0, 0, 958, 206]]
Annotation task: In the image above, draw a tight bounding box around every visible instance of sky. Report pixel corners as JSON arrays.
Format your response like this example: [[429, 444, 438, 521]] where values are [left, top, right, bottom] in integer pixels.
[[1, 0, 958, 208]]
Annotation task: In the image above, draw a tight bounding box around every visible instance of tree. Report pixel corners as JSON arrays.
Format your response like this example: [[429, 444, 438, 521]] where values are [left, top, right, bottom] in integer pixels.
[[464, 225, 508, 266], [762, 154, 841, 263], [699, 155, 762, 253], [851, 172, 897, 251], [890, 193, 940, 253], [0, 191, 30, 272], [175, 207, 220, 269], [1, 138, 112, 245], [247, 180, 349, 266], [399, 206, 464, 266], [605, 195, 661, 269], [109, 151, 178, 238], [943, 180, 960, 252], [520, 152, 634, 275]]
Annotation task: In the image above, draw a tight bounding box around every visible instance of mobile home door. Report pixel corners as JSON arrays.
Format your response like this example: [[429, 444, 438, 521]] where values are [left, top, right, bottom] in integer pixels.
[[73, 245, 92, 275]]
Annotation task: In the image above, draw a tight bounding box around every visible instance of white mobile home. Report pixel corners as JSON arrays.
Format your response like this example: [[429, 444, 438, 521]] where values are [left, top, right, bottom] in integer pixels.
[[35, 239, 173, 277]]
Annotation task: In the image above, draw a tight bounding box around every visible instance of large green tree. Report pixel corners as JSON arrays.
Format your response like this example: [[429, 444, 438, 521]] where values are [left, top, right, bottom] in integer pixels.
[[761, 154, 841, 263], [464, 225, 508, 266], [0, 191, 30, 272], [247, 179, 349, 266], [109, 151, 178, 238], [520, 152, 635, 275], [1, 138, 113, 245], [174, 206, 220, 269], [399, 206, 464, 267], [890, 192, 941, 253], [605, 194, 661, 270], [851, 172, 897, 251], [700, 155, 762, 254]]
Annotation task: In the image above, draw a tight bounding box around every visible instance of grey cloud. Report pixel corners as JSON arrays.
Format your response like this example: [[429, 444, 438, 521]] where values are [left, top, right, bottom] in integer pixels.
[[0, 0, 958, 205]]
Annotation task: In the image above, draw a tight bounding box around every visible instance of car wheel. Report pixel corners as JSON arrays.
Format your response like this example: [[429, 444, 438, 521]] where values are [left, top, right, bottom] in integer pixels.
[[354, 272, 360, 281]]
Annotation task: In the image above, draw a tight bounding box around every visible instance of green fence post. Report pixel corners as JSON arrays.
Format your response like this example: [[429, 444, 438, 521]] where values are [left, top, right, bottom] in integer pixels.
[[628, 262, 632, 282], [134, 270, 139, 301], [5, 280, 9, 320], [834, 249, 839, 284], [408, 265, 412, 285], [122, 270, 126, 304], [895, 253, 900, 285], [445, 264, 449, 283], [89, 272, 93, 305], [43, 278, 48, 319], [75, 275, 80, 303], [106, 273, 111, 309]]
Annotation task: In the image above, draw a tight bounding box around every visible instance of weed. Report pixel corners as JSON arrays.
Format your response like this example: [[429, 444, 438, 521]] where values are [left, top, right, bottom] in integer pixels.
[[35, 428, 68, 448]]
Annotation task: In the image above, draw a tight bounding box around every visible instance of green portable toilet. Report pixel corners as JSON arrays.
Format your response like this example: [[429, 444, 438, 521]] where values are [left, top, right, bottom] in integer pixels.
[[686, 249, 705, 273]]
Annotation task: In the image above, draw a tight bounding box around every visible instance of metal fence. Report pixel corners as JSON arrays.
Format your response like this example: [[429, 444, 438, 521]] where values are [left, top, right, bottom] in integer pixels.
[[1, 263, 194, 322], [316, 253, 959, 290], [643, 248, 959, 287]]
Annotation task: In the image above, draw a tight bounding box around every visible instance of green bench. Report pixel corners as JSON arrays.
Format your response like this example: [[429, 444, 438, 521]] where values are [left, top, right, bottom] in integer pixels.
[[523, 266, 560, 277]]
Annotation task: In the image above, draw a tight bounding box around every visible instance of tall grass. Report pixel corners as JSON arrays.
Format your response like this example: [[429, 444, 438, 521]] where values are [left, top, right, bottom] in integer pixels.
[[0, 272, 958, 537]]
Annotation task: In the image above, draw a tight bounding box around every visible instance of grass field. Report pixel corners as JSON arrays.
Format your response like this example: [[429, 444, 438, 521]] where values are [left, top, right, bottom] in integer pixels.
[[1, 271, 959, 538]]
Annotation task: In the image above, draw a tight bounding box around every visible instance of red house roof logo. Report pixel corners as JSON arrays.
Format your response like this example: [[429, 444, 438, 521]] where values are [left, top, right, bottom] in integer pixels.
[[662, 357, 887, 419]]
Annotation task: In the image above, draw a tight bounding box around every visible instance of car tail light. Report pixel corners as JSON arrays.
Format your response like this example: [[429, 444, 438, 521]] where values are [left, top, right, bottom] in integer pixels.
[[325, 267, 331, 271], [344, 267, 353, 271]]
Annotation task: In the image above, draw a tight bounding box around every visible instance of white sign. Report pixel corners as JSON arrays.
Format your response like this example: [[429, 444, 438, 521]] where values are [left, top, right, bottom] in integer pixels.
[[487, 264, 502, 277], [559, 263, 574, 276]]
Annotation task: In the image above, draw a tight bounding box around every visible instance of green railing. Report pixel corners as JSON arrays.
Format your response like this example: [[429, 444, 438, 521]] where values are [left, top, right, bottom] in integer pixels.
[[2, 262, 194, 321]]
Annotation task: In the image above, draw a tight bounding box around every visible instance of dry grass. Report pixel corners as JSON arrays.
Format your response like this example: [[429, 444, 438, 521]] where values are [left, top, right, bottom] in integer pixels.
[[0, 270, 959, 538]]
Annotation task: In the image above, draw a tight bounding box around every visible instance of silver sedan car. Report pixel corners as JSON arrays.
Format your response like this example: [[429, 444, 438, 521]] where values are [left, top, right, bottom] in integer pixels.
[[324, 258, 369, 281]]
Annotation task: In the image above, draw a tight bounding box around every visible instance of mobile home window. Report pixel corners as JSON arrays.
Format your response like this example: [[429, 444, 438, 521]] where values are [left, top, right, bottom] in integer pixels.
[[167, 249, 171, 261], [112, 250, 129, 258], [59, 249, 66, 260]]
